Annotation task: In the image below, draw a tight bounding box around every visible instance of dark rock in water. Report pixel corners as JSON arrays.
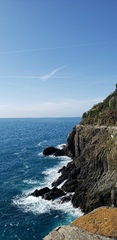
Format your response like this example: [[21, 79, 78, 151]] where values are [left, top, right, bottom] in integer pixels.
[[43, 146, 58, 156], [42, 187, 65, 200], [54, 148, 65, 156], [31, 187, 51, 197], [43, 146, 66, 156]]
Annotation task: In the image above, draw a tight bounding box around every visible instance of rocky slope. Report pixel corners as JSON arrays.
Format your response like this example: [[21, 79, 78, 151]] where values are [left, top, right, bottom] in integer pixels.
[[57, 124, 117, 213], [43, 207, 117, 240]]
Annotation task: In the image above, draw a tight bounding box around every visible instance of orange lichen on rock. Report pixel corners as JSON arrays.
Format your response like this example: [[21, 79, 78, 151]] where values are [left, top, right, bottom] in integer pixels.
[[73, 207, 117, 237]]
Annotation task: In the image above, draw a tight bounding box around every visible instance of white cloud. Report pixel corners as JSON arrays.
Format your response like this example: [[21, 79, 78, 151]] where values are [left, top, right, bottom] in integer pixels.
[[0, 98, 104, 118]]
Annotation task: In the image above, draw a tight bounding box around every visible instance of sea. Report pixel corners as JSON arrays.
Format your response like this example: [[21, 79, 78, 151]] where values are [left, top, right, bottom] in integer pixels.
[[0, 117, 83, 240]]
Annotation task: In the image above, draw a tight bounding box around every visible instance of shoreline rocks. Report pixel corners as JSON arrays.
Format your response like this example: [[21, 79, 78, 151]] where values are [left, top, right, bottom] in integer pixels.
[[43, 146, 66, 156], [31, 186, 65, 201]]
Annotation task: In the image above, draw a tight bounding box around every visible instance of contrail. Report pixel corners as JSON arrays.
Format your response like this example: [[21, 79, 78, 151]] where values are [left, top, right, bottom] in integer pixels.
[[0, 43, 108, 55], [0, 66, 65, 81], [40, 66, 65, 81]]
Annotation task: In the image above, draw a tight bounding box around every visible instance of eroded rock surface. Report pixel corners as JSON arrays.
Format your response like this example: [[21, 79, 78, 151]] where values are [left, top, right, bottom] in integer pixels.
[[43, 207, 117, 240]]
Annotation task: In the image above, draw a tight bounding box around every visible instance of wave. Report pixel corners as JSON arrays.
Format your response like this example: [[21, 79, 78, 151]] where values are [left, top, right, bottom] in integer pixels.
[[37, 140, 47, 147], [23, 179, 40, 185], [38, 152, 43, 157], [56, 144, 66, 149], [13, 155, 83, 219], [42, 156, 71, 188], [13, 193, 82, 217]]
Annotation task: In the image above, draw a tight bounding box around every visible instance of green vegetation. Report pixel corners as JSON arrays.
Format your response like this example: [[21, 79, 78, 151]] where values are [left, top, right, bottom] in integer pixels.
[[81, 86, 117, 126]]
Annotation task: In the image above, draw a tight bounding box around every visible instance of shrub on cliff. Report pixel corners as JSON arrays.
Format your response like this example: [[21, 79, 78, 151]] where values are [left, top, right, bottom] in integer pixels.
[[81, 85, 117, 126]]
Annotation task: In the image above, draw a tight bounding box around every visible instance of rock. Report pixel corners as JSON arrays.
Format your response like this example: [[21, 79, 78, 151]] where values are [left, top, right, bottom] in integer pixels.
[[62, 179, 78, 192], [43, 146, 66, 156], [43, 224, 114, 240], [52, 174, 68, 187], [42, 187, 66, 200], [60, 195, 72, 204], [43, 146, 58, 156], [31, 187, 51, 197], [73, 207, 117, 238], [53, 162, 76, 185], [43, 207, 117, 240]]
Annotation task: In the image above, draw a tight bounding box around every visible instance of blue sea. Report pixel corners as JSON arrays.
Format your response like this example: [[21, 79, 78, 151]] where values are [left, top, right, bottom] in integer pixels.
[[0, 117, 82, 240]]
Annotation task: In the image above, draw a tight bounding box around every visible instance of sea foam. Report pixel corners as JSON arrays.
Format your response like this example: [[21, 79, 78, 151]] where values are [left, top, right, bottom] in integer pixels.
[[13, 154, 82, 218]]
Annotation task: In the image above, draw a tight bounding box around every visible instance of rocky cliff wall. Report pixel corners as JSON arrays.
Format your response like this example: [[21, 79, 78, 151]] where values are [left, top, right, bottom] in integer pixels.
[[67, 124, 117, 171], [52, 124, 117, 213]]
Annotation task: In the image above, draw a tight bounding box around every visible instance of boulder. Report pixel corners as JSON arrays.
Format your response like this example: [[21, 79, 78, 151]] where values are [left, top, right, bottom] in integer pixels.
[[31, 187, 51, 197], [43, 146, 66, 156], [42, 187, 66, 200], [43, 146, 58, 156]]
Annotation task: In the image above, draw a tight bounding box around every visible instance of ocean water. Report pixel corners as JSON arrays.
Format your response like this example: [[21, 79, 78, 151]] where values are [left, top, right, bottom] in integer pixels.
[[0, 118, 82, 240]]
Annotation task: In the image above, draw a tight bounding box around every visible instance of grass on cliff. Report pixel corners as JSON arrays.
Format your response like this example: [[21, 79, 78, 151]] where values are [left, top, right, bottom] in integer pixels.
[[81, 86, 117, 126]]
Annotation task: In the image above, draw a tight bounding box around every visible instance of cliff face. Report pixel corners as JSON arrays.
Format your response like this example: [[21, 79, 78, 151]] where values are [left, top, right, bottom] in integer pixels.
[[52, 86, 117, 213], [64, 124, 117, 213]]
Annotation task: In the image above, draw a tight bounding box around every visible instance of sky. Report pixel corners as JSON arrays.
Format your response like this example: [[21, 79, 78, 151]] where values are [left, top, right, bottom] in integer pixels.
[[0, 0, 117, 118]]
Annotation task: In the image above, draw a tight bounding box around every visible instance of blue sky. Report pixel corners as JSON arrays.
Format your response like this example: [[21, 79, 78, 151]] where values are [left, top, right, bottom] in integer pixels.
[[0, 0, 117, 117]]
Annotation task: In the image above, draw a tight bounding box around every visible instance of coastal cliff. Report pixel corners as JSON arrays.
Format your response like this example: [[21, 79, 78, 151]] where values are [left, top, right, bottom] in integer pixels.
[[60, 124, 117, 213], [51, 85, 117, 213], [42, 85, 117, 239]]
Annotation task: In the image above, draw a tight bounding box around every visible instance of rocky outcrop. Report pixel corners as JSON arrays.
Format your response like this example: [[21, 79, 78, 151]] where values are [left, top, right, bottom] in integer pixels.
[[57, 124, 117, 213], [31, 187, 65, 200], [31, 187, 50, 197], [43, 146, 66, 156], [43, 207, 117, 240]]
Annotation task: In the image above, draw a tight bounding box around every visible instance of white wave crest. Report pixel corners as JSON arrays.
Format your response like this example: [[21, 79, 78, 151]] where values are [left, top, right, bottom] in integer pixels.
[[56, 144, 66, 149], [42, 156, 71, 188], [37, 140, 47, 147], [13, 155, 82, 219], [23, 179, 40, 185], [13, 193, 83, 217]]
